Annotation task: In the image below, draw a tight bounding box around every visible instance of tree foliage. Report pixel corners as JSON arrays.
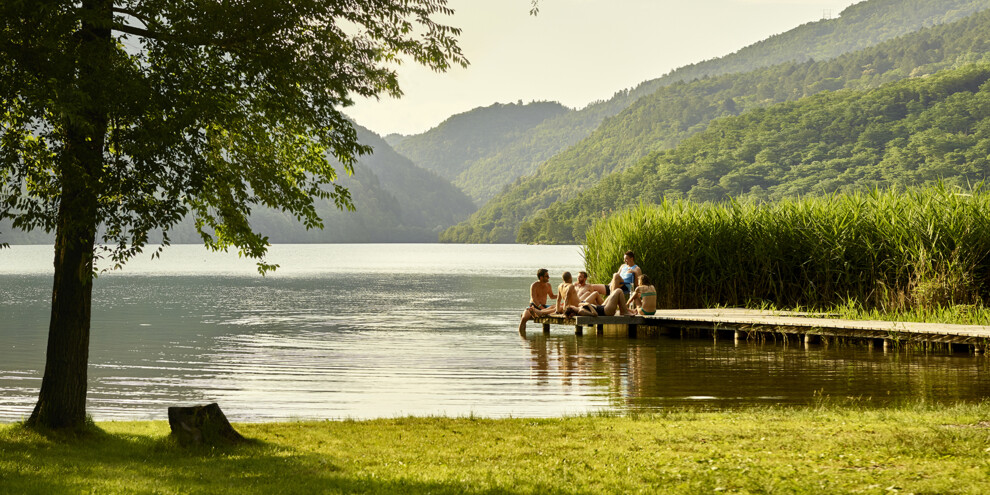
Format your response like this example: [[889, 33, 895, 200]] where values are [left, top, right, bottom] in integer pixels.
[[1, 0, 465, 268], [0, 0, 465, 430]]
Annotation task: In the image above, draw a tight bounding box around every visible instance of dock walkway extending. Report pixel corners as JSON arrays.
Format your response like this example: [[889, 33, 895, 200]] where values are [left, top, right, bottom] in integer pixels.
[[531, 308, 990, 351]]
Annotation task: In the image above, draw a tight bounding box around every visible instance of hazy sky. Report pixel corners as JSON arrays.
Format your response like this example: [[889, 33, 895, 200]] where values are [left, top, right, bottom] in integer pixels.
[[346, 0, 863, 136]]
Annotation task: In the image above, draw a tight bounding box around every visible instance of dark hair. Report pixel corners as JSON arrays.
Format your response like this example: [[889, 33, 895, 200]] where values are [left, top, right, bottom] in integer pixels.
[[537, 268, 548, 278], [578, 271, 588, 279], [562, 271, 572, 283], [640, 274, 652, 287], [625, 250, 635, 260]]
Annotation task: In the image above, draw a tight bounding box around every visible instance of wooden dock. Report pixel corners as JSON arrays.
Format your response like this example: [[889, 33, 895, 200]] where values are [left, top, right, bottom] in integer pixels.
[[531, 308, 990, 352]]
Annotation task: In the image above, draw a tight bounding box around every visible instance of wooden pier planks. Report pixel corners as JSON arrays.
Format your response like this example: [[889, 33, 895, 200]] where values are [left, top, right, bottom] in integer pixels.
[[530, 309, 990, 347]]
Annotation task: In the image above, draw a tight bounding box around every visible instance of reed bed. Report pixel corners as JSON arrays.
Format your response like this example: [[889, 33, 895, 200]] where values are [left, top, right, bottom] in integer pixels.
[[584, 185, 990, 311]]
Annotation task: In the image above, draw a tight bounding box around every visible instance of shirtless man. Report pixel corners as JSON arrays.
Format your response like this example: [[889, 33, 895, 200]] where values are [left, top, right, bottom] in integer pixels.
[[519, 268, 556, 333], [574, 271, 607, 305], [555, 272, 583, 315]]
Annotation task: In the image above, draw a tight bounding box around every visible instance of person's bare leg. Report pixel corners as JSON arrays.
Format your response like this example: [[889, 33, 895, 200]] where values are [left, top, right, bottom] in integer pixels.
[[609, 273, 625, 294], [604, 290, 635, 316], [519, 307, 536, 333], [580, 291, 603, 305]]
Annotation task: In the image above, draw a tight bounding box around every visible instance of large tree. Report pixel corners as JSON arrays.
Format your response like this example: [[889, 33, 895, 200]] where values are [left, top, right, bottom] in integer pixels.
[[0, 0, 465, 430]]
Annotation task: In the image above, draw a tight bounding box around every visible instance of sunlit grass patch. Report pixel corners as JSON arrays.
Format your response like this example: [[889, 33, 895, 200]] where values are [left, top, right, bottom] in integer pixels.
[[3, 403, 990, 494]]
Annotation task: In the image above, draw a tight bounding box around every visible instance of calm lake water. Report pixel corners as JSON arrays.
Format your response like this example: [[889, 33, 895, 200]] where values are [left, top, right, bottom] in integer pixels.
[[2, 243, 989, 422]]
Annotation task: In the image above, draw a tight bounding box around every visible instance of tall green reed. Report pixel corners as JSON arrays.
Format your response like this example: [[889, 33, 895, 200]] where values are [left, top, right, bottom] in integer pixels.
[[583, 185, 990, 310]]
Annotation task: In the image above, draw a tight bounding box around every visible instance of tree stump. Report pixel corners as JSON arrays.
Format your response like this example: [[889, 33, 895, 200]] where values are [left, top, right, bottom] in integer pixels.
[[167, 403, 245, 447]]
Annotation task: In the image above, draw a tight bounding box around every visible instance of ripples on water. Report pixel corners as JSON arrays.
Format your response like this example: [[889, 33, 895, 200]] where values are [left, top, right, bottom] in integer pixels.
[[2, 244, 989, 422]]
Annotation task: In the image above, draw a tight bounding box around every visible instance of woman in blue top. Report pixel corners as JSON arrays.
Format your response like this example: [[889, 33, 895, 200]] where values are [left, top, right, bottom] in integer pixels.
[[611, 250, 642, 296]]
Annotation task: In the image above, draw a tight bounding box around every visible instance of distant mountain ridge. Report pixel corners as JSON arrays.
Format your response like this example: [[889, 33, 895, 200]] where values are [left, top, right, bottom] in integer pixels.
[[1, 123, 475, 245], [441, 0, 990, 243], [393, 101, 570, 204]]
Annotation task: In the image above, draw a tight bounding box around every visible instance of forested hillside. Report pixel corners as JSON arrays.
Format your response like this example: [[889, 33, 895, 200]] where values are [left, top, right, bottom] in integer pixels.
[[442, 4, 990, 243], [392, 101, 569, 203], [413, 0, 990, 210], [522, 64, 990, 244], [0, 124, 476, 245]]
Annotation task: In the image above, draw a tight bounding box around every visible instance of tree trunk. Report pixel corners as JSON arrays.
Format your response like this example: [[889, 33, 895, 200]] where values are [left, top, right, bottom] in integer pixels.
[[27, 201, 98, 429], [26, 0, 110, 431]]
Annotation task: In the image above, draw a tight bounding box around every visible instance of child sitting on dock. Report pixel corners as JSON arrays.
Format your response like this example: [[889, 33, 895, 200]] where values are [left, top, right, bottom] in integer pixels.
[[519, 268, 556, 333]]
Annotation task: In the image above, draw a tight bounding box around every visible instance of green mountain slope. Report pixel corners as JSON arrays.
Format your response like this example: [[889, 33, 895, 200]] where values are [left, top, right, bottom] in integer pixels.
[[410, 0, 990, 210], [393, 101, 569, 198], [192, 123, 479, 243], [443, 1, 990, 244], [524, 64, 990, 244]]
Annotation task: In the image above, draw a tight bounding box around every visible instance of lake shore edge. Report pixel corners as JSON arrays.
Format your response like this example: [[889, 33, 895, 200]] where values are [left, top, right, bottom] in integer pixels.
[[4, 402, 990, 493]]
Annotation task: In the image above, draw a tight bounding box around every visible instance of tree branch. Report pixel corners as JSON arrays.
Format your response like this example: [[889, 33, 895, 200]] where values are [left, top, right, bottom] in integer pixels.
[[111, 7, 152, 28], [111, 22, 167, 41]]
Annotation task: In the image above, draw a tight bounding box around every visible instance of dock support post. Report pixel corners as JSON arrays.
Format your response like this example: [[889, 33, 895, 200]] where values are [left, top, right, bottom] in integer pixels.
[[734, 331, 742, 341], [868, 339, 874, 352], [883, 339, 892, 353], [629, 324, 638, 338], [542, 323, 550, 334], [597, 324, 604, 335], [575, 325, 583, 336]]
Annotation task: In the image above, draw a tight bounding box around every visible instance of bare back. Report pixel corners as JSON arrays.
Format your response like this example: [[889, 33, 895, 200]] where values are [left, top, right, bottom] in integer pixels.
[[556, 283, 581, 312]]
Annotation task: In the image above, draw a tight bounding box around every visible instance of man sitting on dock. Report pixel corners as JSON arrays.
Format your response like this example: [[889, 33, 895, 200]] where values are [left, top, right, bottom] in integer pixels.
[[575, 271, 607, 305], [519, 268, 556, 333]]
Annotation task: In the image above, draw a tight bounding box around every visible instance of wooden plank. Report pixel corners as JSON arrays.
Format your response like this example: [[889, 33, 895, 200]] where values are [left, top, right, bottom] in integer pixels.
[[529, 308, 990, 345]]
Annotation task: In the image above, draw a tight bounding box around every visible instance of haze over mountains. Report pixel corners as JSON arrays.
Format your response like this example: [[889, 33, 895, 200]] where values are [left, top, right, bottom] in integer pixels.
[[4, 0, 990, 246]]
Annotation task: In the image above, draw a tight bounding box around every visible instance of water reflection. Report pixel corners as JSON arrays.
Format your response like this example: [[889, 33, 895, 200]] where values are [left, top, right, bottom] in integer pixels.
[[521, 333, 990, 410]]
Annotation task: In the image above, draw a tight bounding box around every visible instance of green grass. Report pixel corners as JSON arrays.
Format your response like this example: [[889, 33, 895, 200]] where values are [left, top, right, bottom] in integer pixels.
[[585, 185, 990, 313], [3, 404, 990, 494]]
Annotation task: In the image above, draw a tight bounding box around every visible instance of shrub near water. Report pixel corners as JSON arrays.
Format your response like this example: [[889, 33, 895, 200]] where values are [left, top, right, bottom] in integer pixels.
[[584, 186, 990, 310]]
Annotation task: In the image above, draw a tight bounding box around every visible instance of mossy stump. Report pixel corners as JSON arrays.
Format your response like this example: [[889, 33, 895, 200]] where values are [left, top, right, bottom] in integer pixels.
[[168, 403, 244, 447]]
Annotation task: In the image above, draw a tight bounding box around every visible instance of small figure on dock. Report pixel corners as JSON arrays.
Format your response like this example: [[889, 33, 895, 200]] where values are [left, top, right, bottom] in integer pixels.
[[519, 268, 556, 333], [627, 274, 657, 316], [613, 250, 642, 296], [555, 271, 584, 315], [575, 271, 607, 305], [567, 288, 636, 317]]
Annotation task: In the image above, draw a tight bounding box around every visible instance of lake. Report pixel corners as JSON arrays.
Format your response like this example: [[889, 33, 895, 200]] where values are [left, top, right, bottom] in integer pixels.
[[2, 243, 989, 422]]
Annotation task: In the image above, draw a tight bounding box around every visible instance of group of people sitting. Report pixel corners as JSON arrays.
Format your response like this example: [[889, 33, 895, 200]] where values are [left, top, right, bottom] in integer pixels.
[[519, 250, 657, 333]]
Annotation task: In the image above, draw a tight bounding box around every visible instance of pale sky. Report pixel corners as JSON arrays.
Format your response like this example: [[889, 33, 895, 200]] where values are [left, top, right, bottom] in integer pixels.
[[346, 0, 862, 136]]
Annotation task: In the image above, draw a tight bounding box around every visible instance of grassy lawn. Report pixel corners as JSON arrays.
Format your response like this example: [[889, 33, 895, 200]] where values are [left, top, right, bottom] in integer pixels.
[[2, 404, 990, 494]]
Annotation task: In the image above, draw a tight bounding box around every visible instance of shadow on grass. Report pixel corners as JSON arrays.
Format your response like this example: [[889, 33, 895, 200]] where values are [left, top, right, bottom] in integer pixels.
[[0, 424, 565, 494]]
